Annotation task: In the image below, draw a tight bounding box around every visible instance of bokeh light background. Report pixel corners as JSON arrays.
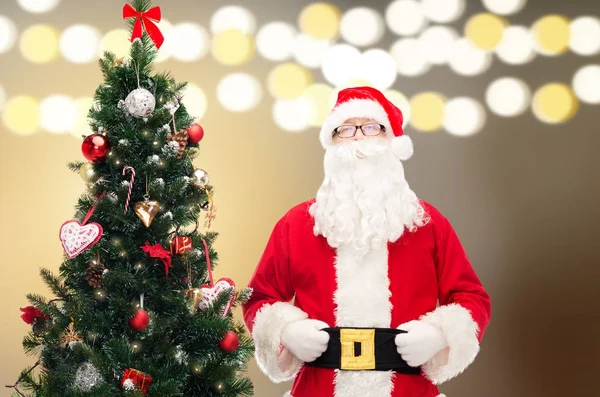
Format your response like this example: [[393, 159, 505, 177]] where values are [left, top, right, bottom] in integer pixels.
[[1, 1, 599, 396]]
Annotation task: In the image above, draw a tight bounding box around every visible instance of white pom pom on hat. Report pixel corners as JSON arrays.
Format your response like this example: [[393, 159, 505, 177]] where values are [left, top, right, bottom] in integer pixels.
[[319, 86, 413, 161]]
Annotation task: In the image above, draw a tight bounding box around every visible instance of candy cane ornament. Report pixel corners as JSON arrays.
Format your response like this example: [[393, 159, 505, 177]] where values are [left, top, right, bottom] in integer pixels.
[[122, 166, 136, 214]]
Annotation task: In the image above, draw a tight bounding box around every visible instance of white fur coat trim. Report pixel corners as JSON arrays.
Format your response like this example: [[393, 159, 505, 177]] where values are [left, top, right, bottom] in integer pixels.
[[252, 301, 308, 383], [333, 243, 394, 397], [420, 303, 480, 384]]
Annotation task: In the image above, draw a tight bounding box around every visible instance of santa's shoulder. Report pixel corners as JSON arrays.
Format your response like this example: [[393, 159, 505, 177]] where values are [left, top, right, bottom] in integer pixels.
[[283, 199, 316, 222], [418, 199, 455, 229]]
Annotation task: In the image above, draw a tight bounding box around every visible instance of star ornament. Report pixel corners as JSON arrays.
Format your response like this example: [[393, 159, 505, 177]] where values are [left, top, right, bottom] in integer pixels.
[[141, 241, 172, 277], [60, 322, 83, 348]]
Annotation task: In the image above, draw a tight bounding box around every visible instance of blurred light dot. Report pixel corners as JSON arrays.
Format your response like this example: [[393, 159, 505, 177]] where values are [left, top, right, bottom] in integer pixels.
[[495, 25, 536, 65], [171, 23, 210, 62], [482, 0, 527, 16], [359, 49, 397, 90], [181, 83, 207, 119], [465, 13, 507, 51], [60, 25, 101, 64], [0, 16, 18, 54], [268, 63, 313, 100], [256, 22, 297, 61], [569, 16, 600, 56], [418, 26, 458, 65], [154, 19, 174, 63], [385, 0, 427, 36], [321, 44, 362, 86], [298, 3, 341, 40], [485, 77, 531, 117], [218, 73, 262, 112], [301, 83, 334, 127], [17, 0, 60, 13], [384, 89, 411, 127], [20, 24, 60, 63], [100, 29, 130, 59], [340, 7, 384, 47], [0, 85, 5, 110], [211, 30, 255, 65], [448, 38, 492, 76], [2, 96, 40, 136], [211, 6, 256, 34], [421, 0, 465, 23], [443, 97, 486, 137], [293, 34, 331, 69], [40, 95, 77, 134], [390, 38, 431, 76], [532, 83, 578, 124], [273, 97, 314, 132], [532, 15, 571, 56], [572, 64, 600, 104], [409, 92, 446, 132], [71, 97, 94, 138]]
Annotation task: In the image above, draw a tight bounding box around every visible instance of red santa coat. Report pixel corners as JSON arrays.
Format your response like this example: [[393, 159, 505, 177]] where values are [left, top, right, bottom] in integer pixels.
[[242, 200, 491, 397]]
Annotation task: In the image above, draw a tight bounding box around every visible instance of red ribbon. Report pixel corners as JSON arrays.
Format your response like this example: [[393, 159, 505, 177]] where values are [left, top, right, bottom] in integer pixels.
[[122, 4, 164, 49]]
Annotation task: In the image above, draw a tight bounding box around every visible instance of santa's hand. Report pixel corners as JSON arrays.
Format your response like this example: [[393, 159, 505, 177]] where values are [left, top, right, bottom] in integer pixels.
[[281, 319, 330, 363], [395, 320, 448, 367]]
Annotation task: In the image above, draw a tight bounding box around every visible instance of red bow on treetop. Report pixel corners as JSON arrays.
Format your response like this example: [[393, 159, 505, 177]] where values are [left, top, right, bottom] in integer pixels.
[[122, 3, 164, 49]]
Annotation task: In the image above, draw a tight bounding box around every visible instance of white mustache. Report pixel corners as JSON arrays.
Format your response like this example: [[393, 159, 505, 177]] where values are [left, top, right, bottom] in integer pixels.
[[348, 140, 389, 159]]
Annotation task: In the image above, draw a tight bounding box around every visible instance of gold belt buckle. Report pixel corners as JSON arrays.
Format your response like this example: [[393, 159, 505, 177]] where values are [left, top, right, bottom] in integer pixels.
[[340, 328, 376, 370]]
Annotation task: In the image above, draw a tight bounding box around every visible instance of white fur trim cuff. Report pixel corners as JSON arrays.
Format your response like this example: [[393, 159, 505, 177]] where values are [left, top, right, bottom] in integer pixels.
[[252, 302, 308, 383], [320, 99, 393, 148], [419, 303, 480, 384], [390, 135, 414, 161]]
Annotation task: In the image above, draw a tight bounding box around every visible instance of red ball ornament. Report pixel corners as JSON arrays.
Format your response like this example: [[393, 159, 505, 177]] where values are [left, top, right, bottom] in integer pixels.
[[187, 123, 204, 144], [218, 330, 239, 353], [82, 134, 110, 162], [128, 309, 150, 332]]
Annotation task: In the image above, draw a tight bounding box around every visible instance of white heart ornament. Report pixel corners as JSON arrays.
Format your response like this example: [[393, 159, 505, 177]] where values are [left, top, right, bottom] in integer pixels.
[[59, 220, 103, 259], [198, 278, 236, 317]]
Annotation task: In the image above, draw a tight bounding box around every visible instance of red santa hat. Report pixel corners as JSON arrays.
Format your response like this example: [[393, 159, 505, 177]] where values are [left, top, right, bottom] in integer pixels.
[[319, 86, 413, 161]]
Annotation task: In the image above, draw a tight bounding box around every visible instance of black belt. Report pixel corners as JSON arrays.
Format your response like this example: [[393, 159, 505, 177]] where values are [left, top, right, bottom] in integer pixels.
[[304, 327, 421, 374]]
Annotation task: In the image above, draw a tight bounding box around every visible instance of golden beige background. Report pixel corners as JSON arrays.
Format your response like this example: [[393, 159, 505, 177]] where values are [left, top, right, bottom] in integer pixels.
[[1, 1, 599, 396]]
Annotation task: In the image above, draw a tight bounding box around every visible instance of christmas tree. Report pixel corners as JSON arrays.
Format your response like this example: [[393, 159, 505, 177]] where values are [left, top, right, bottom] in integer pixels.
[[7, 1, 254, 396]]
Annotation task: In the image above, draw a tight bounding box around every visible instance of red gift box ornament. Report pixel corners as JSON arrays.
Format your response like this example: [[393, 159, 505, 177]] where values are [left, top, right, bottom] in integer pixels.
[[121, 368, 152, 394], [170, 236, 193, 255]]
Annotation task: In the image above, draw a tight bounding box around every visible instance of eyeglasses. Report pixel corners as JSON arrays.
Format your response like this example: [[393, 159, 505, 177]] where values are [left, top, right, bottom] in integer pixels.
[[333, 123, 385, 138]]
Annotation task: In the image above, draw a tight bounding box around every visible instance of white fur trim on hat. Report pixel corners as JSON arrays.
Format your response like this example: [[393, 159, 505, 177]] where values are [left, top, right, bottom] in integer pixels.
[[320, 99, 393, 148], [390, 135, 414, 161]]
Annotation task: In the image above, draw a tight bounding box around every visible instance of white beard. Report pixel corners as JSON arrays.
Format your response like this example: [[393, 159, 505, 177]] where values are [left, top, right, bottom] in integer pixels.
[[309, 139, 427, 255]]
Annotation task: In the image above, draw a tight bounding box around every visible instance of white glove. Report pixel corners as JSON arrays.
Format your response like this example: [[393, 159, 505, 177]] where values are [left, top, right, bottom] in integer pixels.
[[395, 320, 448, 367], [281, 319, 330, 363]]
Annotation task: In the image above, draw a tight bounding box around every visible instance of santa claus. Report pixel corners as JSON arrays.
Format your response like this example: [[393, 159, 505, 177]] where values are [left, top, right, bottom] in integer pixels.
[[242, 86, 491, 397]]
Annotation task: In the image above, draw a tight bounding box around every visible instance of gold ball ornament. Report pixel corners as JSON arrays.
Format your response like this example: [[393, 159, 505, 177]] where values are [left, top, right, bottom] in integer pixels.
[[192, 169, 210, 187], [79, 162, 100, 183]]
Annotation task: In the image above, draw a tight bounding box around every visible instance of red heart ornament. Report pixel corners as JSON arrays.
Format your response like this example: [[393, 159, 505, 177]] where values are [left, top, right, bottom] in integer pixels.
[[59, 220, 103, 259], [198, 278, 236, 317]]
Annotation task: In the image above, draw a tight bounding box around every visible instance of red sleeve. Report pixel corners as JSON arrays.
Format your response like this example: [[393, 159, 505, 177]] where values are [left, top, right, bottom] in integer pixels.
[[434, 210, 492, 340], [241, 213, 308, 383], [419, 203, 492, 384], [242, 213, 295, 331]]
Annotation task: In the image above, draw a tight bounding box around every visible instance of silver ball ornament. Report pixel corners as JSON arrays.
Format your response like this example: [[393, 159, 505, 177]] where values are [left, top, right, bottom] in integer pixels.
[[74, 362, 104, 392], [192, 169, 210, 187], [124, 88, 155, 118]]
